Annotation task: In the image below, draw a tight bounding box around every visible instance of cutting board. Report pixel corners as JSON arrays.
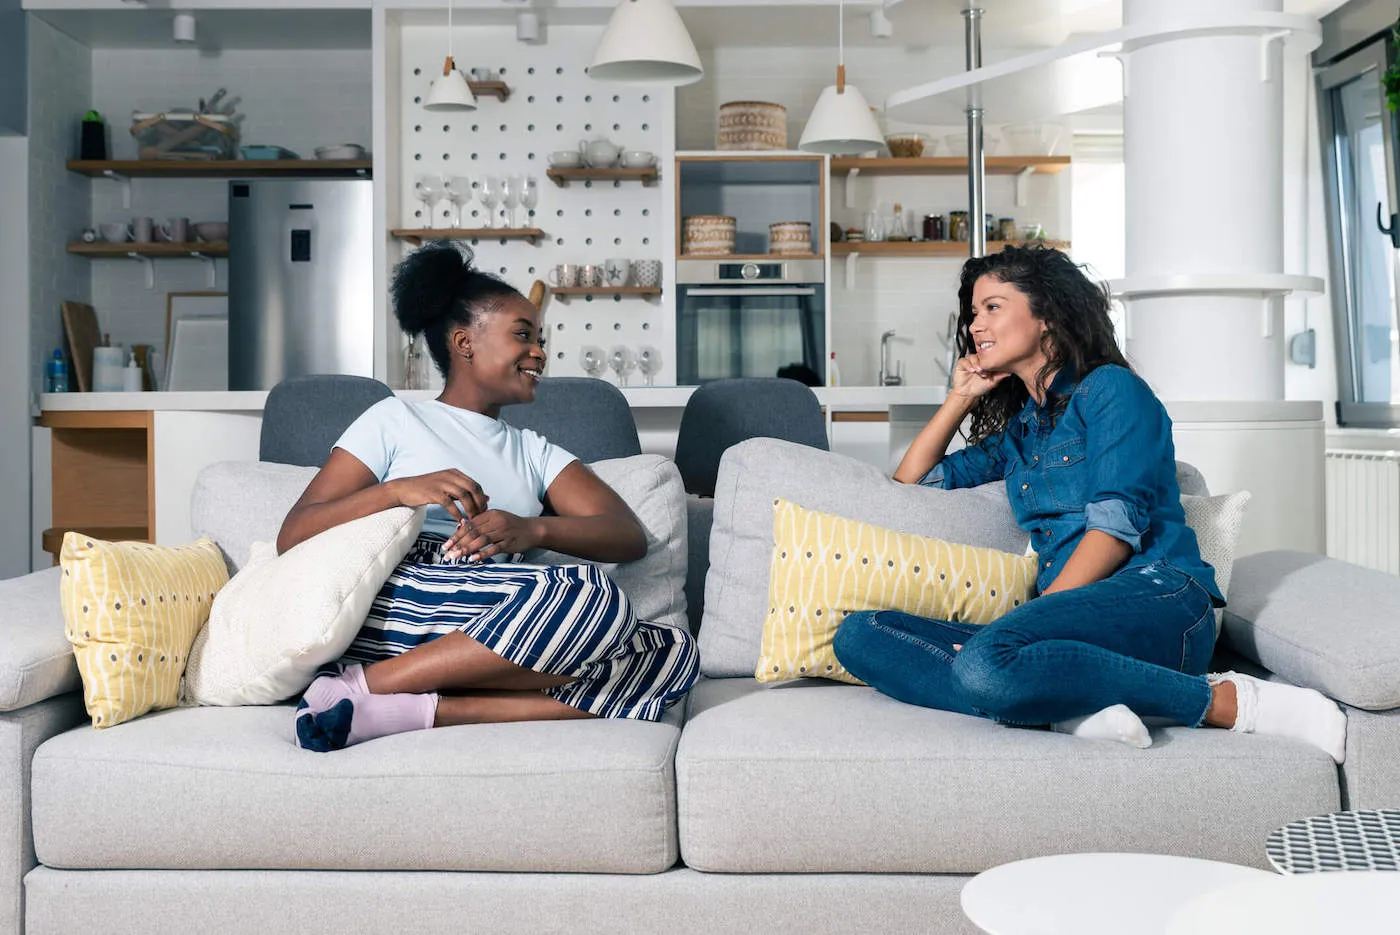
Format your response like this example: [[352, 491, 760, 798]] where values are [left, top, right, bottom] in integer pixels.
[[60, 301, 101, 393]]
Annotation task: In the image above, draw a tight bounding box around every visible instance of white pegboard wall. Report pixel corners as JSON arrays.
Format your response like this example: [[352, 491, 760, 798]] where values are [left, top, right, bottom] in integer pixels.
[[396, 25, 676, 388]]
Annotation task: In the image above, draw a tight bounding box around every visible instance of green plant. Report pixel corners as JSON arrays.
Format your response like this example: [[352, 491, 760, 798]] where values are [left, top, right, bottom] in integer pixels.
[[1385, 19, 1400, 112]]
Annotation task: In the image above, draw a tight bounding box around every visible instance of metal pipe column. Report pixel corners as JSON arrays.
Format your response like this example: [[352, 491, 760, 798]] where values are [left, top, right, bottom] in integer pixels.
[[964, 4, 986, 258]]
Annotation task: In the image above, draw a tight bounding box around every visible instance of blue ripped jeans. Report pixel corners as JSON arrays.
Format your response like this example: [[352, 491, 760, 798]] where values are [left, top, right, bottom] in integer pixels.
[[831, 562, 1217, 726]]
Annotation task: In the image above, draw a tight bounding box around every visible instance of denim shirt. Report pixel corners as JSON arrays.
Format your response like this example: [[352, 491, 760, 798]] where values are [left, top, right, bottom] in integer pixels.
[[922, 364, 1224, 602]]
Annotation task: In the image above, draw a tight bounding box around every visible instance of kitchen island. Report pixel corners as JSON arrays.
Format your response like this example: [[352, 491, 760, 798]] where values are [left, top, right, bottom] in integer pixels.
[[35, 385, 946, 561]]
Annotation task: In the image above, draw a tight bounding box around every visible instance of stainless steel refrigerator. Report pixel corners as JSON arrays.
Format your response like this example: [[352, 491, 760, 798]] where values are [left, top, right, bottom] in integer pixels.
[[228, 178, 373, 390]]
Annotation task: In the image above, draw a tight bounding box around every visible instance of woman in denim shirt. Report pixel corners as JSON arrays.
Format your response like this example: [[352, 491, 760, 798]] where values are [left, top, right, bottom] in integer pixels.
[[832, 246, 1346, 762]]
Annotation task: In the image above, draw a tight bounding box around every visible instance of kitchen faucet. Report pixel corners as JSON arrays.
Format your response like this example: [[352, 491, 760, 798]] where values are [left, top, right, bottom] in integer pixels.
[[879, 329, 904, 386]]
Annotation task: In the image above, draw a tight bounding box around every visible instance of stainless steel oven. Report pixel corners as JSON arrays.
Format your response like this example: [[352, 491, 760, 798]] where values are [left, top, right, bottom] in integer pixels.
[[675, 257, 825, 385]]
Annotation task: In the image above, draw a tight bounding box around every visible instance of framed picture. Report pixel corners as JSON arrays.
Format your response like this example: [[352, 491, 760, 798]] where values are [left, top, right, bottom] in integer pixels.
[[165, 291, 228, 391]]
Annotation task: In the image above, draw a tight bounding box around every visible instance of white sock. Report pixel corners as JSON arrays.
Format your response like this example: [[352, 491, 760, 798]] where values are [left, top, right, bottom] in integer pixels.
[[1052, 704, 1152, 749], [1209, 671, 1347, 765]]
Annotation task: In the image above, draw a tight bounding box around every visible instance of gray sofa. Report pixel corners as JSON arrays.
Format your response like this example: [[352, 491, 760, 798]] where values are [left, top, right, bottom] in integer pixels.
[[4, 438, 1400, 935]]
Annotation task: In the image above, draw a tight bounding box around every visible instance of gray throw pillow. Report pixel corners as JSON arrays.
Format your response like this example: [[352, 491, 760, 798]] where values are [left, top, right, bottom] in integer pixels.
[[698, 438, 1030, 678]]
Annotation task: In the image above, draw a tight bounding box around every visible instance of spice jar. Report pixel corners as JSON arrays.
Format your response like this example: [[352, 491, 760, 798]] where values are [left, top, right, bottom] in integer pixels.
[[949, 211, 969, 242], [922, 214, 944, 241], [999, 218, 1017, 242]]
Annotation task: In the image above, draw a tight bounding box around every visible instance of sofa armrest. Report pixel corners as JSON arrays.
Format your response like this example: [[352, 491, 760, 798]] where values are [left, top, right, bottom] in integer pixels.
[[1223, 551, 1400, 711], [1, 694, 86, 935], [0, 568, 79, 713], [1340, 705, 1400, 810]]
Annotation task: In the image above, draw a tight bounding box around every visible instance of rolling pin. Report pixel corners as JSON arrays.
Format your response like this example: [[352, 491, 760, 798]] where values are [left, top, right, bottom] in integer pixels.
[[528, 279, 547, 311]]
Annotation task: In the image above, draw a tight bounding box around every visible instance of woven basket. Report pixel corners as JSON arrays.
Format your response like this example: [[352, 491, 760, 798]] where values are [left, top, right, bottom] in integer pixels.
[[769, 222, 811, 255], [683, 215, 737, 256], [718, 101, 787, 151]]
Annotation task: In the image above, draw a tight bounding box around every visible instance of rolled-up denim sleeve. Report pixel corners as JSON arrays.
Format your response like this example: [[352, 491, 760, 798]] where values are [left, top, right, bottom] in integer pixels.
[[1081, 367, 1169, 553], [918, 432, 1007, 490]]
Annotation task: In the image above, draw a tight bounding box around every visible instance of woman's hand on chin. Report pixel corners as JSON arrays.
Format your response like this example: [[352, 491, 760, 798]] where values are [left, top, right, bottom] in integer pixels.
[[444, 510, 543, 563], [950, 354, 1011, 399]]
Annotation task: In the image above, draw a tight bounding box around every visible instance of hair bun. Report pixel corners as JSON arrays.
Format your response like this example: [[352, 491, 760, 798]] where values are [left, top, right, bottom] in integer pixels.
[[391, 242, 476, 335]]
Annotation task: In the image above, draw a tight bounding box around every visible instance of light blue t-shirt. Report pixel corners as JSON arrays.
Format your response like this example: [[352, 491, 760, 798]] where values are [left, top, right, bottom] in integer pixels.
[[333, 397, 578, 538]]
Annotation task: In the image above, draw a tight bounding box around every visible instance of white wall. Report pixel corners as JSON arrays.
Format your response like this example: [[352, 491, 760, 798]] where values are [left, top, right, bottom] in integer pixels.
[[86, 48, 372, 356], [678, 44, 1068, 388]]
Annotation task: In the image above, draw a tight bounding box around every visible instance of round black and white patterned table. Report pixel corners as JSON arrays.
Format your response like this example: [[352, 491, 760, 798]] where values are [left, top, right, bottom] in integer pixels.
[[1266, 809, 1400, 874]]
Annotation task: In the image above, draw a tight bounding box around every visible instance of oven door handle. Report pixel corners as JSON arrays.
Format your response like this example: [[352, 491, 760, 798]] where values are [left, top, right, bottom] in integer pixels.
[[683, 287, 817, 296]]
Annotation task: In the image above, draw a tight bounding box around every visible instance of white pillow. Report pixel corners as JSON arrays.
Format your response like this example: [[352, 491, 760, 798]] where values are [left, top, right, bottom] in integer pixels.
[[181, 506, 424, 706], [524, 454, 688, 632], [1182, 491, 1251, 635]]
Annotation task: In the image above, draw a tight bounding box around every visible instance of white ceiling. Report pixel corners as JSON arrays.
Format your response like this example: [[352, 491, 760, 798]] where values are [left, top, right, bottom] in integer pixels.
[[32, 0, 1357, 52]]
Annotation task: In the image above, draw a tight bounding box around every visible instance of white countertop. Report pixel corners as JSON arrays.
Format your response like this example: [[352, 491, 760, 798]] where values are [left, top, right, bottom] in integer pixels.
[[38, 384, 947, 413]]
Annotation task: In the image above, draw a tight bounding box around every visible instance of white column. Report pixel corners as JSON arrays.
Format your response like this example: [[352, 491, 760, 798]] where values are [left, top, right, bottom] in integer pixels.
[[1123, 0, 1285, 401]]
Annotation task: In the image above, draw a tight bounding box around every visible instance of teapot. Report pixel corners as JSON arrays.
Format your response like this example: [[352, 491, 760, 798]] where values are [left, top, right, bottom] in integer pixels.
[[579, 138, 621, 168]]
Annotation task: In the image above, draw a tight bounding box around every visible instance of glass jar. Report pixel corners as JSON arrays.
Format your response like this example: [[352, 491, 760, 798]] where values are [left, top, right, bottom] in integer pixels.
[[863, 209, 886, 243], [922, 214, 944, 241], [949, 211, 969, 242], [887, 202, 909, 242], [999, 218, 1017, 242]]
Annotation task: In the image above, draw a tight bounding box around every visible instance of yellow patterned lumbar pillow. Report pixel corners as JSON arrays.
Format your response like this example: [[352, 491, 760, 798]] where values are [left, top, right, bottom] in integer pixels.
[[757, 499, 1039, 684], [60, 532, 229, 728]]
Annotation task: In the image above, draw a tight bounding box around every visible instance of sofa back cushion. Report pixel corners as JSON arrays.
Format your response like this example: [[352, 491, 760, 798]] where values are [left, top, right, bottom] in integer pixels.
[[191, 462, 318, 574], [699, 438, 1030, 678]]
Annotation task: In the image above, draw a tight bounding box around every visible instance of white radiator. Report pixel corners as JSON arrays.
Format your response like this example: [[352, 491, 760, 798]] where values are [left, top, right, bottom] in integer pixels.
[[1325, 449, 1400, 575]]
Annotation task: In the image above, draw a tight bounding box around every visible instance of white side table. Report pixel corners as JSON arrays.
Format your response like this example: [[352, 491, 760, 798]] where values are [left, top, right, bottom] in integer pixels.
[[961, 853, 1273, 935], [1166, 870, 1400, 934]]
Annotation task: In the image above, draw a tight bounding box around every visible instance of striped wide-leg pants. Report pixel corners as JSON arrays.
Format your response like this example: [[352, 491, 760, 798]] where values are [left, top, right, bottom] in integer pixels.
[[335, 535, 699, 720]]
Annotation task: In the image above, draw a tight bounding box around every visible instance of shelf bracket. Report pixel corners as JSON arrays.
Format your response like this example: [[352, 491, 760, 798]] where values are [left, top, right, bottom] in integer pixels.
[[1015, 166, 1036, 208], [102, 169, 132, 210], [1262, 297, 1275, 338], [126, 253, 155, 289], [1259, 30, 1289, 82], [844, 167, 860, 210], [844, 251, 859, 290], [1097, 50, 1128, 98], [191, 251, 217, 288]]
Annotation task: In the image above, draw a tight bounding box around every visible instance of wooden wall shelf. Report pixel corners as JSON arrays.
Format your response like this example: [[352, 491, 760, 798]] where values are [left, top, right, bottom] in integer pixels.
[[550, 286, 662, 298], [546, 167, 659, 187], [67, 159, 371, 178], [469, 81, 510, 101], [829, 156, 1070, 176], [68, 241, 228, 258], [676, 253, 823, 261], [831, 239, 1068, 257], [391, 228, 545, 245]]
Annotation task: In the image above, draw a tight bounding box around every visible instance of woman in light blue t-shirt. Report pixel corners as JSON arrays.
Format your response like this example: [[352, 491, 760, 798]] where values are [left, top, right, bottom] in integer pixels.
[[280, 243, 698, 751]]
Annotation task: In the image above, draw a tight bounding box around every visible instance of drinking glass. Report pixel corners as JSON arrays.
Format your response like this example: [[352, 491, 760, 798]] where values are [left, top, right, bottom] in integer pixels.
[[501, 175, 522, 229], [444, 175, 471, 228], [636, 345, 663, 386], [608, 345, 637, 387], [521, 176, 539, 226], [415, 175, 446, 229], [478, 176, 500, 230], [579, 345, 606, 378]]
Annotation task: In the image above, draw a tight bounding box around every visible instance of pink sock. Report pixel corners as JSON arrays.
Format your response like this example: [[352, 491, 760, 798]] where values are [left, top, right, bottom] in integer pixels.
[[296, 690, 438, 752], [299, 664, 370, 716]]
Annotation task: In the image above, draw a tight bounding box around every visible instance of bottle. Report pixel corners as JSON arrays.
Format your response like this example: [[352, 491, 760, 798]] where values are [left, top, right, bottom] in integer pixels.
[[122, 355, 143, 392], [80, 110, 107, 161], [888, 203, 909, 242], [46, 349, 69, 393], [827, 351, 841, 387]]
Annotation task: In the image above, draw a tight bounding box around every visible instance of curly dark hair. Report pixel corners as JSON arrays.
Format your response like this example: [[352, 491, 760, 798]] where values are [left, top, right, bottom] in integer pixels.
[[391, 241, 522, 376], [956, 244, 1130, 446]]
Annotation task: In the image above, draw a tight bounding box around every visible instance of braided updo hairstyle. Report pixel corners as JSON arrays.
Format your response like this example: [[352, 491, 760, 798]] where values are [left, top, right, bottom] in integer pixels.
[[391, 241, 523, 377]]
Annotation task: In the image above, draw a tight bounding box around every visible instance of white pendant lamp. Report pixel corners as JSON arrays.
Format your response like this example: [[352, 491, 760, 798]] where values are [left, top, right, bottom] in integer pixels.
[[799, 0, 883, 155], [424, 0, 477, 112], [589, 0, 703, 86]]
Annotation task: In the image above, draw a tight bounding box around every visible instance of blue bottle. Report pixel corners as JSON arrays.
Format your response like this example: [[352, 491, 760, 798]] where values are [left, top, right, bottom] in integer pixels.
[[46, 349, 69, 393]]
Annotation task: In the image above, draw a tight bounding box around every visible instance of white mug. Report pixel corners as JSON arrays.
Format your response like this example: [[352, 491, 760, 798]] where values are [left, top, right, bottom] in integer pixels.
[[632, 259, 662, 288], [547, 264, 578, 287], [578, 264, 604, 288], [604, 259, 631, 287], [130, 217, 154, 243]]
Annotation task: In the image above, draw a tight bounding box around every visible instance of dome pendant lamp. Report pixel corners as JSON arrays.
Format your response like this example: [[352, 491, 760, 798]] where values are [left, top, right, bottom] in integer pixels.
[[589, 0, 703, 86], [799, 0, 883, 155], [424, 0, 477, 111]]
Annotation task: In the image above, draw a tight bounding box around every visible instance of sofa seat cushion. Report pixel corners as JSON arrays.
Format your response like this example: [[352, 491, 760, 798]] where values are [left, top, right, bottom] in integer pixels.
[[31, 702, 682, 873], [675, 678, 1339, 874]]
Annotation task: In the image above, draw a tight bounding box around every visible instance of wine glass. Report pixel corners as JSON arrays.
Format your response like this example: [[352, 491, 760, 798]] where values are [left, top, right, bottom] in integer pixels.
[[414, 175, 445, 229], [608, 345, 637, 387], [520, 176, 539, 227], [500, 175, 522, 230], [579, 345, 606, 378], [478, 176, 500, 230], [444, 175, 471, 228], [636, 345, 663, 386]]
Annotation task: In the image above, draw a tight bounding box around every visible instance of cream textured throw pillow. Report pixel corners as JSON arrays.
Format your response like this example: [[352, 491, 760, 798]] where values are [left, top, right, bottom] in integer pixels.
[[182, 506, 424, 706], [1182, 491, 1251, 635]]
